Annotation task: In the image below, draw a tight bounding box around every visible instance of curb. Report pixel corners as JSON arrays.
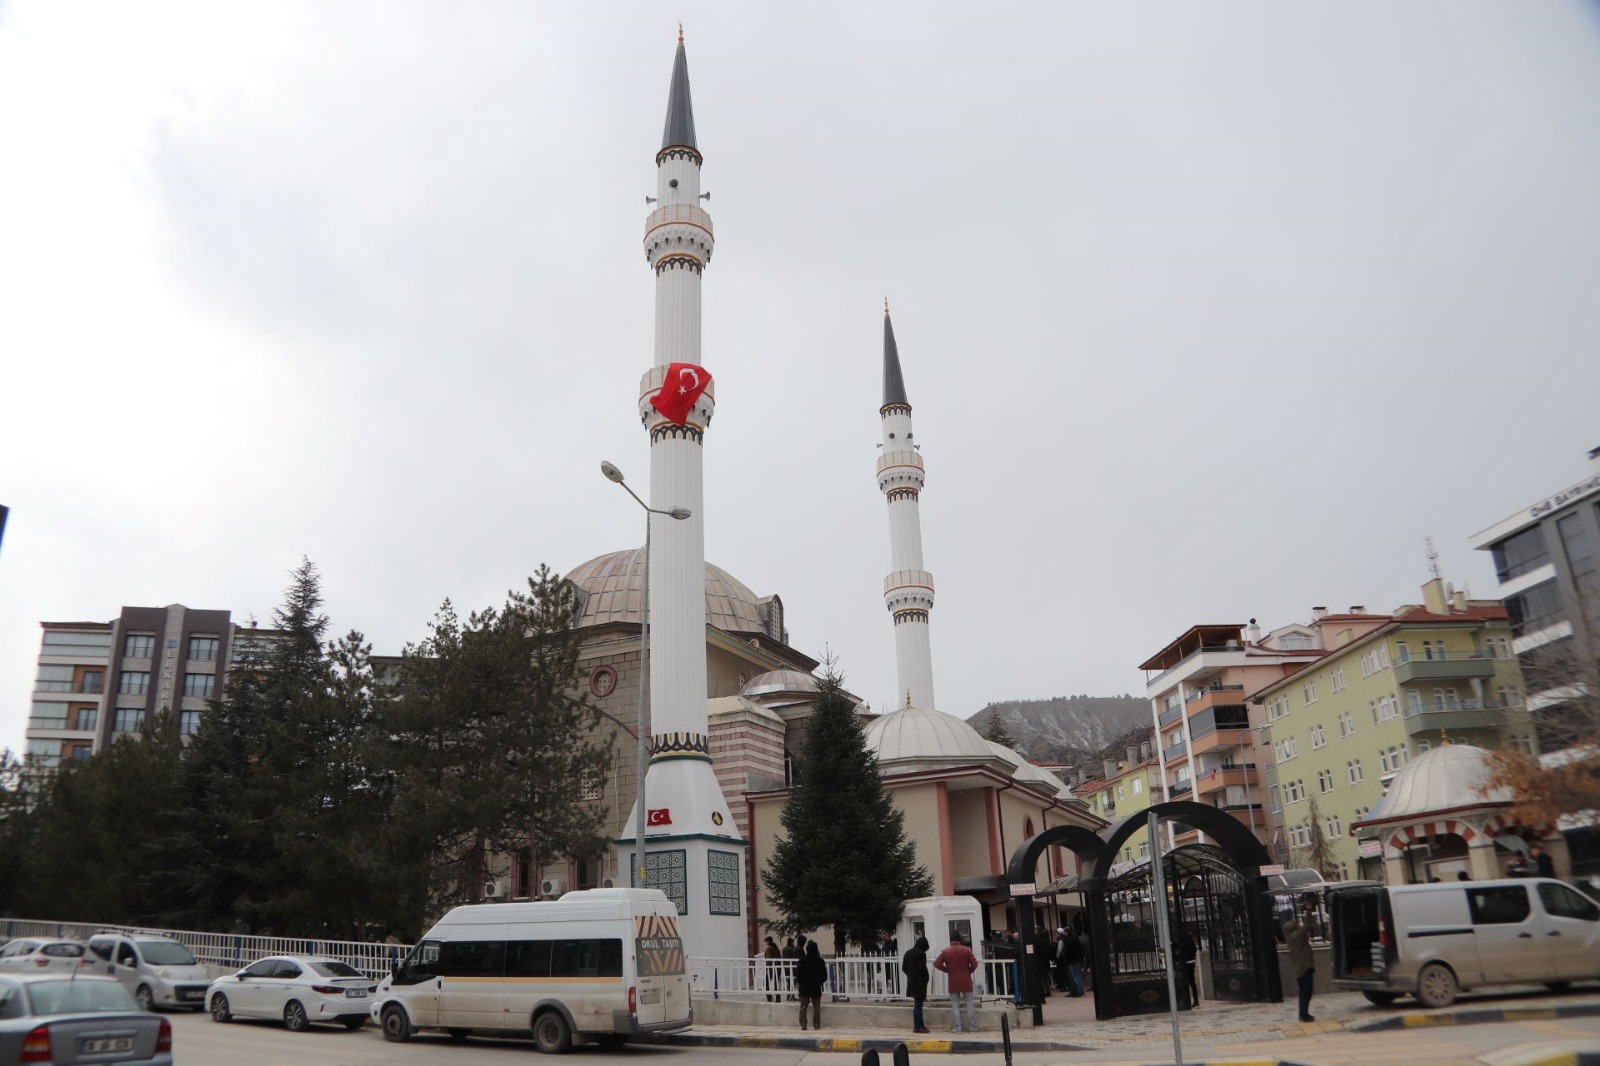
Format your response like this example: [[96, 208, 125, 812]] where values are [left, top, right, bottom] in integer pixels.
[[1349, 1001, 1600, 1034], [652, 1031, 1088, 1053]]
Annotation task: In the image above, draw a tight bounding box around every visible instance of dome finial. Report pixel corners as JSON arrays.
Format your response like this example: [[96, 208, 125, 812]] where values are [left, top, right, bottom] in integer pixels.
[[905, 690, 913, 709], [1440, 729, 1451, 745]]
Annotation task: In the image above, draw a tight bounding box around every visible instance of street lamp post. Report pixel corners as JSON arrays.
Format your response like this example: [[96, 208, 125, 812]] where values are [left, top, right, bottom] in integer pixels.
[[600, 460, 690, 890]]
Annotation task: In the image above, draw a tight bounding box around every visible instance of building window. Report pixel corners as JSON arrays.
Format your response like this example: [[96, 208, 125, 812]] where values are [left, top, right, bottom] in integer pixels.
[[1492, 524, 1549, 582], [1277, 737, 1299, 761], [1284, 779, 1306, 804], [113, 708, 142, 733], [178, 710, 201, 735], [118, 671, 150, 696], [1407, 689, 1423, 713], [182, 673, 215, 699], [1268, 695, 1290, 721], [35, 665, 75, 692], [515, 848, 533, 898], [1347, 759, 1364, 785], [1132, 777, 1143, 794], [1316, 769, 1334, 793], [1325, 816, 1342, 839], [1310, 724, 1326, 749], [68, 744, 93, 762], [1329, 667, 1346, 692], [1289, 824, 1311, 849], [1337, 711, 1355, 738], [708, 850, 741, 916], [1301, 680, 1317, 705], [187, 637, 220, 661], [575, 856, 603, 890], [81, 670, 103, 694], [1268, 784, 1281, 813], [1395, 641, 1409, 664], [1415, 739, 1430, 754], [122, 634, 155, 659], [74, 707, 98, 732], [632, 849, 687, 915]]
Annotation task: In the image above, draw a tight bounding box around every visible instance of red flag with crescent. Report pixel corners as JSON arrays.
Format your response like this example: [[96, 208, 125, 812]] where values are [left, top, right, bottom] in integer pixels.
[[650, 363, 711, 425], [647, 808, 672, 826]]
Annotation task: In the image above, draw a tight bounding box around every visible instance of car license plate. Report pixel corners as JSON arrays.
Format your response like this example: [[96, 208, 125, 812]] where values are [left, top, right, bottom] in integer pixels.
[[180, 989, 203, 1000], [82, 1037, 134, 1053], [345, 989, 367, 998]]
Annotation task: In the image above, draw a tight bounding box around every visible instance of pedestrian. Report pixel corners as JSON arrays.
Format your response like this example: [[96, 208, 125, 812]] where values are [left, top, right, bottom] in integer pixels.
[[1455, 871, 1471, 882], [1052, 928, 1070, 991], [1507, 854, 1532, 878], [1077, 928, 1093, 992], [763, 936, 781, 1002], [934, 934, 980, 1034], [795, 940, 827, 1031], [782, 936, 800, 1000], [1062, 925, 1085, 996], [1531, 845, 1557, 878], [1032, 928, 1052, 1000], [1285, 902, 1315, 1023], [901, 935, 931, 1034], [1173, 926, 1198, 1008]]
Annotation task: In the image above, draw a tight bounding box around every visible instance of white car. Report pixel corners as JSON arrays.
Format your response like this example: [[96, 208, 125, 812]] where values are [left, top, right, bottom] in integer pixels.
[[0, 938, 91, 974], [206, 956, 374, 1031]]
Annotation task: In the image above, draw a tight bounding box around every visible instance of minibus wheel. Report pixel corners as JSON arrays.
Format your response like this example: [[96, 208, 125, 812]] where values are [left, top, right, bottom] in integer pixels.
[[1361, 990, 1398, 1006], [533, 1010, 572, 1054], [381, 1004, 412, 1043], [1415, 962, 1458, 1008]]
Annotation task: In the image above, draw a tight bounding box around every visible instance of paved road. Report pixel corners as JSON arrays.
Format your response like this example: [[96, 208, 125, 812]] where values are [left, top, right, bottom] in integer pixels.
[[167, 1008, 1600, 1065]]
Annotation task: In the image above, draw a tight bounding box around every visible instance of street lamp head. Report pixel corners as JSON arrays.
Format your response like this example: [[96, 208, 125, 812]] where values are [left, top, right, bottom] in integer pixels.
[[600, 460, 625, 484], [668, 508, 692, 521]]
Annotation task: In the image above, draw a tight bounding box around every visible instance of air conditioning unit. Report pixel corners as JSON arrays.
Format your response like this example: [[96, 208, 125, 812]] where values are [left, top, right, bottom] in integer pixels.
[[541, 878, 567, 898], [484, 881, 507, 899], [602, 878, 615, 889]]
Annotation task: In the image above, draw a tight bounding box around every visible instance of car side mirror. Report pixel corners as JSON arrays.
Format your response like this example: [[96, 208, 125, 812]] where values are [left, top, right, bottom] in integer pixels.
[[236, 972, 248, 980]]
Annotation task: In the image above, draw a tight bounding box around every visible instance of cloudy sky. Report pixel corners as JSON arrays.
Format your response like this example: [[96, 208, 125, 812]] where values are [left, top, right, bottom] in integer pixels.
[[4, 2, 1600, 755]]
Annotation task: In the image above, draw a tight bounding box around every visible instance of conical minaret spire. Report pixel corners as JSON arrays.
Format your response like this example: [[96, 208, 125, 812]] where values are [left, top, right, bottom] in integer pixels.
[[660, 29, 698, 154], [877, 305, 936, 711]]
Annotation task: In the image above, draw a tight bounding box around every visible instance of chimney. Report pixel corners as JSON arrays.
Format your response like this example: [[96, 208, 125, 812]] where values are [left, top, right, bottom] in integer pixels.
[[1102, 759, 1116, 780], [1311, 606, 1328, 621], [1589, 444, 1600, 473], [1139, 741, 1151, 761], [1349, 606, 1365, 614], [1246, 617, 1261, 643], [1126, 747, 1136, 765], [1452, 588, 1468, 611], [1422, 578, 1448, 614]]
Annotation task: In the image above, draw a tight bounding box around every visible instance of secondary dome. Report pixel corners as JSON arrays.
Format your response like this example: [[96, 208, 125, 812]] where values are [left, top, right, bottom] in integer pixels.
[[741, 670, 819, 698], [566, 548, 767, 634], [1363, 743, 1511, 824], [866, 707, 996, 772]]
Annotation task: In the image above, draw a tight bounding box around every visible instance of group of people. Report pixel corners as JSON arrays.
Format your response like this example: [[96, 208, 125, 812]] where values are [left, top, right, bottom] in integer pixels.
[[760, 934, 829, 1029], [900, 933, 983, 1034]]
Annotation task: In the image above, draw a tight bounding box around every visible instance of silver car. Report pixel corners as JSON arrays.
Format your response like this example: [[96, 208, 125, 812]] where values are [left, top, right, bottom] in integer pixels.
[[0, 941, 90, 976], [0, 973, 172, 1065], [206, 956, 373, 1031]]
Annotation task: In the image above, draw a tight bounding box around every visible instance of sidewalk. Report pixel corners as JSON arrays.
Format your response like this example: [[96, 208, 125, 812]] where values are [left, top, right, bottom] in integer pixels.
[[653, 984, 1600, 1057]]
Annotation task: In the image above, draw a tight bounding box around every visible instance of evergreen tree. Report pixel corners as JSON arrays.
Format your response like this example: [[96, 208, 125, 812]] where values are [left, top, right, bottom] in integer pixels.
[[762, 665, 932, 954], [981, 713, 1018, 750], [378, 566, 612, 932]]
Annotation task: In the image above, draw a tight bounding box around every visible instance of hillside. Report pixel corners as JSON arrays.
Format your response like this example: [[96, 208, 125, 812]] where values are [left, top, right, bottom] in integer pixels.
[[966, 694, 1150, 768]]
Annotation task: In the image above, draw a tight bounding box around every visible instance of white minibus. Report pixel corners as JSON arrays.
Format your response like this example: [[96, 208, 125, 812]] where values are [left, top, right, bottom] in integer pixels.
[[370, 888, 691, 1052]]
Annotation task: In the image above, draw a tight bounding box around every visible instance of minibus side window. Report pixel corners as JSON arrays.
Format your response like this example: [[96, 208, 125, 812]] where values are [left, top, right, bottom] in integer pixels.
[[1468, 886, 1531, 924], [597, 939, 622, 977], [507, 940, 552, 978], [1539, 883, 1600, 921], [395, 941, 440, 985], [551, 938, 623, 978], [441, 941, 505, 978]]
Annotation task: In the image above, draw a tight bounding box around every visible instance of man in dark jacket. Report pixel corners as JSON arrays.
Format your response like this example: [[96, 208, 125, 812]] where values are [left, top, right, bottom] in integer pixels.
[[901, 935, 931, 1034], [781, 937, 800, 1000], [1061, 927, 1085, 996], [795, 941, 828, 1031]]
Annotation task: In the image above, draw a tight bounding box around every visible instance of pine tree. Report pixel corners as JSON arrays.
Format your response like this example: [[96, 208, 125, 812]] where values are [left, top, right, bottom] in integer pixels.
[[981, 713, 1018, 750], [762, 665, 933, 954], [379, 566, 612, 930]]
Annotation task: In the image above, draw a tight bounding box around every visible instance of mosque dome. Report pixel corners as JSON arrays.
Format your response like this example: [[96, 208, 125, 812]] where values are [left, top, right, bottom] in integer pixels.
[[740, 670, 819, 698], [565, 548, 767, 634], [1363, 743, 1512, 823], [984, 741, 1068, 793], [865, 707, 997, 772]]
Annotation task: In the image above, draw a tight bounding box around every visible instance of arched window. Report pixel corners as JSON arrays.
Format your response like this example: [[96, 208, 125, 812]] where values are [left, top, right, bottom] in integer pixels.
[[1023, 817, 1036, 839]]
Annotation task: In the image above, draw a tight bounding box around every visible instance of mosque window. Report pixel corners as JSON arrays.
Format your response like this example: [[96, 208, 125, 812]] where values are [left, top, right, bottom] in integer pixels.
[[707, 851, 741, 916]]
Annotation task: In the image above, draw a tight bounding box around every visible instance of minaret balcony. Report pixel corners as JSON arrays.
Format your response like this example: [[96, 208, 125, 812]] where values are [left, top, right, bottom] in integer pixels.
[[876, 450, 925, 493], [883, 571, 935, 613], [645, 203, 714, 237], [638, 365, 715, 431]]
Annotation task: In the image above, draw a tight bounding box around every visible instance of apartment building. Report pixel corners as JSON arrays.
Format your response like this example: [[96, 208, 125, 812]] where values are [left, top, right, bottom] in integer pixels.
[[1069, 738, 1159, 870], [25, 605, 277, 768], [1139, 623, 1325, 852], [1251, 580, 1529, 880]]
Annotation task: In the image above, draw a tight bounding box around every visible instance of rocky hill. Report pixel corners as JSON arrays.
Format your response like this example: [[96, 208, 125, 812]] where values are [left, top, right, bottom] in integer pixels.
[[966, 695, 1150, 769]]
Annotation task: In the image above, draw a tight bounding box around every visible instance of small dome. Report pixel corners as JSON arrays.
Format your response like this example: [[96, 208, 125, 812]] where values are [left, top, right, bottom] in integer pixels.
[[866, 707, 997, 772], [741, 670, 819, 698], [566, 548, 767, 634], [1365, 743, 1511, 823]]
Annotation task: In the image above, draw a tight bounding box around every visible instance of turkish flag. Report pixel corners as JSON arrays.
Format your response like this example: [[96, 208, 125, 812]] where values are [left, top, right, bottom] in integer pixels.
[[650, 363, 711, 425], [646, 808, 672, 826]]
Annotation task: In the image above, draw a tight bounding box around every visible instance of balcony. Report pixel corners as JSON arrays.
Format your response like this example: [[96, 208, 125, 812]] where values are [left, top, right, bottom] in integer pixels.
[[1168, 781, 1194, 798], [1158, 706, 1183, 728], [1393, 653, 1497, 686], [1189, 720, 1253, 756], [1194, 764, 1258, 795], [1162, 740, 1188, 763], [1185, 684, 1246, 713], [1218, 802, 1264, 815], [1400, 698, 1513, 738]]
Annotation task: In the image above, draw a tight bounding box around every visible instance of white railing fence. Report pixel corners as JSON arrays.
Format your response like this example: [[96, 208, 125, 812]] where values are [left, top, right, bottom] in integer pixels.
[[688, 954, 1019, 1003], [0, 918, 409, 982]]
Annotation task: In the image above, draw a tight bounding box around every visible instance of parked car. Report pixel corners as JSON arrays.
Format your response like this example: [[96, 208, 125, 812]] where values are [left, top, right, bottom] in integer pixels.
[[0, 940, 90, 975], [85, 934, 209, 1012], [1327, 877, 1600, 1007], [0, 972, 172, 1064], [206, 956, 374, 1031]]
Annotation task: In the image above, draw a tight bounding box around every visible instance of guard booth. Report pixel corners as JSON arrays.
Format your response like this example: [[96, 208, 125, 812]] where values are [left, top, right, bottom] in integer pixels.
[[897, 896, 983, 998]]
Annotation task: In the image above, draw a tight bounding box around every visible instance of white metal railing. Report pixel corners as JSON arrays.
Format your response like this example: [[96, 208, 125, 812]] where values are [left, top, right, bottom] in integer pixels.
[[0, 918, 409, 981], [687, 954, 1018, 1003]]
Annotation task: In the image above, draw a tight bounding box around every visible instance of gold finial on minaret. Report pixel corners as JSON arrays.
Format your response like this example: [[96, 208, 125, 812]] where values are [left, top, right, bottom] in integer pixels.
[[884, 297, 891, 316], [678, 22, 684, 43]]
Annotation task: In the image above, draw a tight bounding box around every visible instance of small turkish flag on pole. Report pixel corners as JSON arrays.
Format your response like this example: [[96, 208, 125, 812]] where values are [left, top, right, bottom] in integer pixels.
[[650, 363, 711, 425], [646, 808, 672, 826]]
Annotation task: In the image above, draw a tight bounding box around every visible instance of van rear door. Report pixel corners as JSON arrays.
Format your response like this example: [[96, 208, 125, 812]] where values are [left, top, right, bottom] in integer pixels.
[[633, 911, 687, 1027], [1327, 885, 1390, 983]]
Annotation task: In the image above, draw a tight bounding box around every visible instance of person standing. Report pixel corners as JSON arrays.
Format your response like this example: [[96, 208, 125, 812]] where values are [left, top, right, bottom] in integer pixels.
[[1173, 926, 1198, 1008], [934, 935, 980, 1034], [1032, 929, 1053, 1000], [1285, 904, 1315, 1023], [1053, 928, 1070, 991], [762, 936, 781, 1003], [1531, 845, 1557, 878], [901, 935, 931, 1034], [795, 940, 828, 1031], [1062, 925, 1085, 996], [782, 936, 800, 1000]]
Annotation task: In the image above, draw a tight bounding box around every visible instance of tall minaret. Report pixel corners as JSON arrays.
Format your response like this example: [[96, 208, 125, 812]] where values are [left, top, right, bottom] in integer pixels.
[[621, 30, 746, 960], [878, 305, 937, 710]]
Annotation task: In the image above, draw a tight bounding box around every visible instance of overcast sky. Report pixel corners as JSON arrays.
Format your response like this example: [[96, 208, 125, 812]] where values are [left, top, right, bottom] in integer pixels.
[[4, 2, 1600, 755]]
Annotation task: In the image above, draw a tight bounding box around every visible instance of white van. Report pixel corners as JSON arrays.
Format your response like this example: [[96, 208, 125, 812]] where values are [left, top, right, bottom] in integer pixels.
[[370, 887, 691, 1052], [1327, 877, 1600, 1007]]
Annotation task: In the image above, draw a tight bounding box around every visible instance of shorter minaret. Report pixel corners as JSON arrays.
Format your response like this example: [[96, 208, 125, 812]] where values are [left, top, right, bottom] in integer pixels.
[[877, 304, 937, 710]]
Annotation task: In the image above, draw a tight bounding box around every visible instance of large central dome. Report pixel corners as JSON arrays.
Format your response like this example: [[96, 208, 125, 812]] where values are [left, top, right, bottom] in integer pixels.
[[565, 548, 767, 634]]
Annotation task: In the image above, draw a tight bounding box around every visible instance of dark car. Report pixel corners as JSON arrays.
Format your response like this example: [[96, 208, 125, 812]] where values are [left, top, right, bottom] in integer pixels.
[[0, 973, 171, 1064]]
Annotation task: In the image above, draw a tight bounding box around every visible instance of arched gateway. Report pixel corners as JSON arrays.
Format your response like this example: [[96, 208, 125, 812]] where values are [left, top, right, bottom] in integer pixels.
[[1007, 801, 1282, 1020]]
